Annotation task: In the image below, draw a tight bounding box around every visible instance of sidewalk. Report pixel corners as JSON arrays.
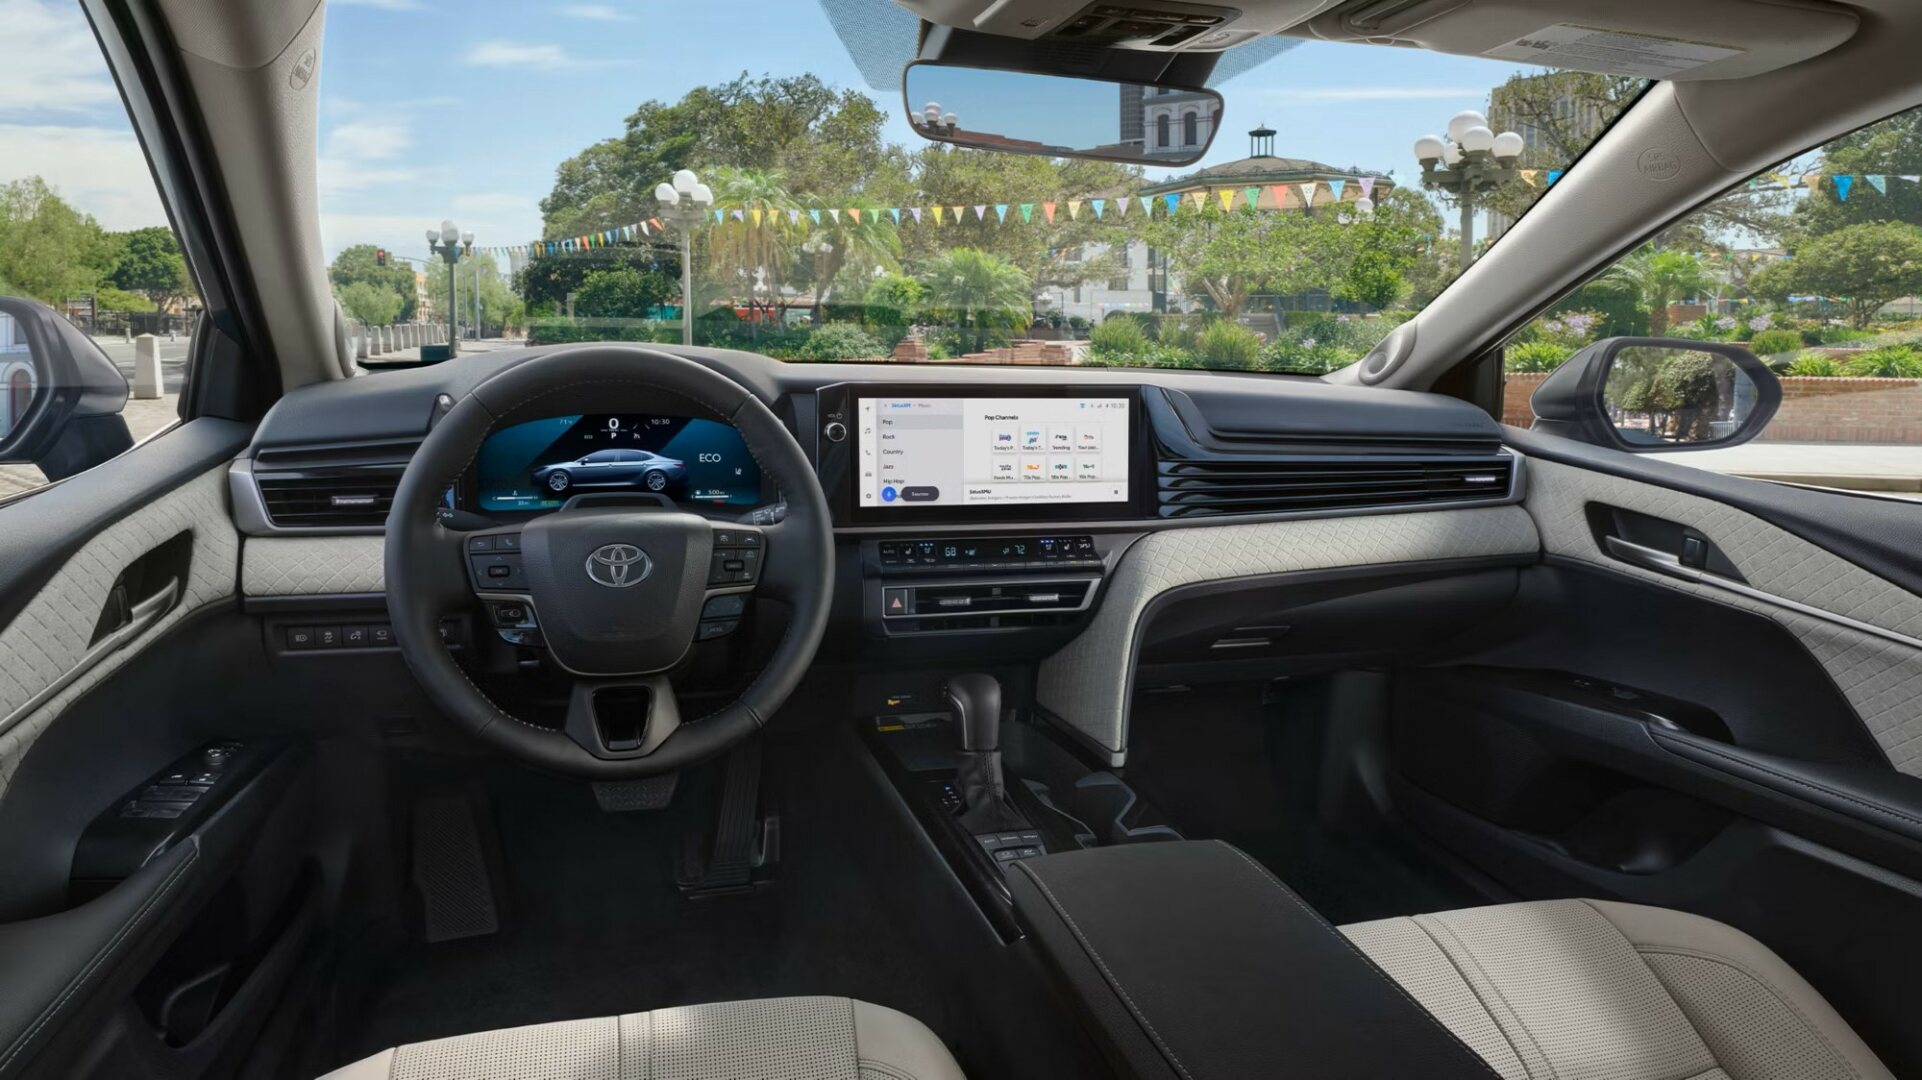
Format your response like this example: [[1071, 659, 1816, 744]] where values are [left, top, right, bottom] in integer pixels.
[[1681, 441, 1922, 493]]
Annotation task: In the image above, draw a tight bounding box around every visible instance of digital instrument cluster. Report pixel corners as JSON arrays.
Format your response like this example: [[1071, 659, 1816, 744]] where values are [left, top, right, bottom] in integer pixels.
[[473, 413, 763, 513]]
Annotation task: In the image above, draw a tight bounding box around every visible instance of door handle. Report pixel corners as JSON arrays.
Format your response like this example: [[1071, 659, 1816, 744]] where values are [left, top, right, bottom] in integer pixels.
[[0, 577, 179, 734], [1602, 535, 1686, 574]]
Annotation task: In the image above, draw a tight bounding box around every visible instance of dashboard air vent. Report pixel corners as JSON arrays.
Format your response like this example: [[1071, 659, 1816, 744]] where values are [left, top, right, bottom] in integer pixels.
[[256, 465, 404, 528], [1156, 454, 1513, 518]]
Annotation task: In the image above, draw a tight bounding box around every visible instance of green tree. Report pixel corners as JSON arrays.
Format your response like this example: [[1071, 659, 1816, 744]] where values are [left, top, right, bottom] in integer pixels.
[[917, 248, 1032, 353], [1327, 188, 1441, 309], [1751, 221, 1922, 328], [1786, 108, 1922, 240], [328, 244, 419, 321], [334, 280, 405, 326], [94, 286, 156, 313], [864, 272, 926, 328], [573, 266, 671, 320], [541, 73, 906, 238], [796, 195, 900, 321], [1600, 247, 1714, 334], [515, 245, 678, 317], [0, 177, 117, 303], [109, 225, 191, 309], [1138, 202, 1333, 318], [451, 253, 523, 337]]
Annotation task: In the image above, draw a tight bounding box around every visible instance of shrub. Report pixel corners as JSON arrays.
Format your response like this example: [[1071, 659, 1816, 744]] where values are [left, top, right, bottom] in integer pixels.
[[1506, 340, 1576, 372], [1746, 329, 1804, 359], [1844, 345, 1922, 378], [1784, 355, 1839, 377], [1089, 317, 1150, 357], [797, 322, 884, 361], [1196, 321, 1262, 369]]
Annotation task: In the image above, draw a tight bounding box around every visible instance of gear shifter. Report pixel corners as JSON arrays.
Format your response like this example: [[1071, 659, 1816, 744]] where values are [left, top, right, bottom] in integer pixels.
[[943, 673, 1030, 835]]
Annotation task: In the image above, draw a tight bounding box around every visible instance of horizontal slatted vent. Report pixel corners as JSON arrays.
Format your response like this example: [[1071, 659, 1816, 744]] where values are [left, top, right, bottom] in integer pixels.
[[256, 466, 404, 528], [1156, 454, 1513, 518]]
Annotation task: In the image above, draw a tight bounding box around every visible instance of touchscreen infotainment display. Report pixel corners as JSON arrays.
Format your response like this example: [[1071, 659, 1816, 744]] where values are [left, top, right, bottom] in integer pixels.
[[855, 397, 1130, 509], [474, 414, 762, 513]]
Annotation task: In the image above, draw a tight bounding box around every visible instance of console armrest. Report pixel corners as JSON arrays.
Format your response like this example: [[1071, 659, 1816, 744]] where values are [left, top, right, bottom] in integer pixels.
[[1007, 840, 1498, 1080]]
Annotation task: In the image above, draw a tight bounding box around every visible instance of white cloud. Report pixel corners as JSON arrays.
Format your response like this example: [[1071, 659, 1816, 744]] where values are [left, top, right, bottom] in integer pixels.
[[560, 4, 630, 20], [469, 41, 571, 69], [325, 118, 412, 162], [0, 124, 168, 230], [0, 0, 123, 117], [1254, 86, 1488, 104]]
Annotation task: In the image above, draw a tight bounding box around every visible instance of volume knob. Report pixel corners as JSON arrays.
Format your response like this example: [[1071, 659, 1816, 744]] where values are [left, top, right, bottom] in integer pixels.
[[824, 421, 848, 443]]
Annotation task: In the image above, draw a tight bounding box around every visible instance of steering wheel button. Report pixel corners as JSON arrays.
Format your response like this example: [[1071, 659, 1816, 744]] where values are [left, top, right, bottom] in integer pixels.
[[468, 534, 495, 551], [696, 619, 738, 641], [702, 594, 746, 619], [495, 533, 521, 551]]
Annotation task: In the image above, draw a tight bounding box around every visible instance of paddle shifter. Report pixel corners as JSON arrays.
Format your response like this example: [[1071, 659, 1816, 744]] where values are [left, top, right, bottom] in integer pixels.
[[942, 673, 1031, 836]]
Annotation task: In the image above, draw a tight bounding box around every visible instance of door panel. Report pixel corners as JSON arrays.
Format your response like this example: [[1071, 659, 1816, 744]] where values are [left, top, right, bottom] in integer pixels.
[[1389, 440, 1922, 1074], [0, 465, 238, 799], [1523, 455, 1922, 774]]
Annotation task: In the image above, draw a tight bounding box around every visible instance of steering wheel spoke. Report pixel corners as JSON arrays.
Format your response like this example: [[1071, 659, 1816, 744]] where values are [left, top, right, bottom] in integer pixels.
[[563, 675, 683, 759], [741, 519, 809, 601]]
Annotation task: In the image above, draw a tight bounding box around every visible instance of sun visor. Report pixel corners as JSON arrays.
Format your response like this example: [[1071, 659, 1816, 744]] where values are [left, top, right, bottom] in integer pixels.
[[1297, 0, 1857, 81]]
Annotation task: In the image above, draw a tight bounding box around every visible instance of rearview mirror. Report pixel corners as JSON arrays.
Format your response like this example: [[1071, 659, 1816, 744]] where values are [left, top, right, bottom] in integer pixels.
[[903, 62, 1223, 166], [0, 297, 133, 482], [1529, 337, 1781, 452]]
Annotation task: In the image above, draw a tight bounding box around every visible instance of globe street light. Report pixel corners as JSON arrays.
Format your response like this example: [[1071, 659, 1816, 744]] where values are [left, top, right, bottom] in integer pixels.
[[916, 101, 959, 137], [656, 169, 715, 346], [427, 220, 472, 356], [1413, 109, 1524, 269]]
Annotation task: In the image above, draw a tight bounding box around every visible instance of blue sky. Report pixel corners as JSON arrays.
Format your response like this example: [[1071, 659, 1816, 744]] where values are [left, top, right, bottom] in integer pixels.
[[1, 0, 1568, 262], [313, 0, 1558, 260]]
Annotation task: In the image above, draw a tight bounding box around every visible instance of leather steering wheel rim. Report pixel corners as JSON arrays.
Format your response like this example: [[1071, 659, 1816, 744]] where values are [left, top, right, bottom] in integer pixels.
[[385, 345, 834, 779]]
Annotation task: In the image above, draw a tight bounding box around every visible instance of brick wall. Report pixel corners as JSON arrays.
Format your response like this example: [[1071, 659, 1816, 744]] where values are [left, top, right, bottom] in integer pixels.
[[1501, 372, 1922, 444]]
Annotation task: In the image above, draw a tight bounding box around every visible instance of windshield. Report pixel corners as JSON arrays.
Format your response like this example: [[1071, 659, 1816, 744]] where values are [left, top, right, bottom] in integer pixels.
[[316, 3, 1642, 374]]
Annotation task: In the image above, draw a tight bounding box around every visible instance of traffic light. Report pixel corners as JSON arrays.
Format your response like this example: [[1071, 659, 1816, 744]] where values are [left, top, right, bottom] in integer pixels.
[[375, 248, 387, 267]]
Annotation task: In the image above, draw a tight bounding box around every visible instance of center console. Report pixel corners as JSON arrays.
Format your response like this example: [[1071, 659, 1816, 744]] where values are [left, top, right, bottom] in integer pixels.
[[815, 383, 1153, 640]]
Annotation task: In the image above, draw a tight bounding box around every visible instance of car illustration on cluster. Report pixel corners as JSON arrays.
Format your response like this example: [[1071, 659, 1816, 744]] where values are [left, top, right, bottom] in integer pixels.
[[530, 448, 686, 493]]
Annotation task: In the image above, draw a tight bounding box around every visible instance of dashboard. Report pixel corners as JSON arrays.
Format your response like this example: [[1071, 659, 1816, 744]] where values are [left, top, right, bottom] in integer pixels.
[[854, 394, 1132, 509], [471, 413, 764, 514]]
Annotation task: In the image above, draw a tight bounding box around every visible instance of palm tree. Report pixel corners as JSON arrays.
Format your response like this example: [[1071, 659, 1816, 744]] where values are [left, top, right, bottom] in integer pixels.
[[704, 168, 800, 324], [798, 196, 900, 323], [918, 248, 1033, 354], [1601, 247, 1714, 335]]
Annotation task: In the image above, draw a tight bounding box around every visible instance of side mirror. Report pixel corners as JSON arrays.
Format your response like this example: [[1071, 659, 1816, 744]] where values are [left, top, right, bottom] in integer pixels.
[[0, 297, 133, 481], [1529, 337, 1781, 452]]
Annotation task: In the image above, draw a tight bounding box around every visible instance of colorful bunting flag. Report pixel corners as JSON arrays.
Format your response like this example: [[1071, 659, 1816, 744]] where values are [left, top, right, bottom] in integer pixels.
[[931, 206, 943, 224], [808, 209, 821, 223], [1043, 201, 1057, 224], [1115, 196, 1131, 217], [911, 207, 923, 224], [1327, 179, 1347, 201], [848, 208, 861, 223], [1244, 186, 1260, 210], [1834, 175, 1854, 201], [1163, 193, 1181, 215], [1868, 175, 1888, 194], [1297, 182, 1318, 207], [1217, 190, 1235, 211], [1546, 170, 1564, 185], [890, 208, 901, 223], [1091, 198, 1106, 219], [1359, 176, 1377, 200], [828, 208, 841, 222], [972, 205, 987, 221], [1019, 203, 1033, 223], [1068, 199, 1082, 220], [995, 203, 1009, 222]]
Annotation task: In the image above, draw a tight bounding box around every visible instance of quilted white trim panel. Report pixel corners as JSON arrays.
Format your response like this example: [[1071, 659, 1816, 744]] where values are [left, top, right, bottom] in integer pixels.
[[1525, 457, 1922, 774], [1036, 506, 1541, 755], [0, 466, 238, 798], [241, 535, 385, 596]]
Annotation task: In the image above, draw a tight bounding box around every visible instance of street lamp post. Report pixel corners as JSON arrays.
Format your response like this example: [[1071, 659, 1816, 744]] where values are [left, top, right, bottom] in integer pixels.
[[654, 169, 715, 347], [426, 220, 472, 355], [1413, 111, 1525, 269], [915, 101, 959, 137]]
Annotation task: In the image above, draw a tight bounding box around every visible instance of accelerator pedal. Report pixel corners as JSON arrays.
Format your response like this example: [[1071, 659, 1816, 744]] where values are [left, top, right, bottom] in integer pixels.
[[677, 738, 779, 897], [410, 790, 501, 942]]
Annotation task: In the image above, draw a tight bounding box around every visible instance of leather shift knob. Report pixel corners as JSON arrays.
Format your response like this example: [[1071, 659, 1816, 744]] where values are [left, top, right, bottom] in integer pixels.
[[943, 673, 1002, 752]]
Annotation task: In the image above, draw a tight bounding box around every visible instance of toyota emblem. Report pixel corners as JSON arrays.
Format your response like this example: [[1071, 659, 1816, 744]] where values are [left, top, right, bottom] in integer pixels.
[[584, 543, 651, 588]]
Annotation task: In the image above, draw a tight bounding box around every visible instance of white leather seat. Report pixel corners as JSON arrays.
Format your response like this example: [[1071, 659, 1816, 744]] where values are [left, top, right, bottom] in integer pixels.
[[1343, 898, 1894, 1080], [319, 996, 965, 1080]]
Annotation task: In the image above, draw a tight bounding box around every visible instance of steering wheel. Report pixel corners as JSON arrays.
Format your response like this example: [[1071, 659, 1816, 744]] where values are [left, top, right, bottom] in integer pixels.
[[385, 346, 834, 779]]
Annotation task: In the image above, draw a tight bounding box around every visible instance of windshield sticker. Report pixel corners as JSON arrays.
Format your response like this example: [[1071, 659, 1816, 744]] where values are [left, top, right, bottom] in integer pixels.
[[1484, 24, 1745, 79]]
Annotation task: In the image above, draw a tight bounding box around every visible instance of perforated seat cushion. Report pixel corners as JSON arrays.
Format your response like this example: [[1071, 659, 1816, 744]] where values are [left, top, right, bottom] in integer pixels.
[[1342, 899, 1894, 1080], [318, 997, 965, 1080]]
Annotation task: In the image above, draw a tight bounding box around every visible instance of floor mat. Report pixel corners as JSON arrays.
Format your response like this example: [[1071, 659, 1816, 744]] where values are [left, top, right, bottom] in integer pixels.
[[334, 722, 1100, 1078]]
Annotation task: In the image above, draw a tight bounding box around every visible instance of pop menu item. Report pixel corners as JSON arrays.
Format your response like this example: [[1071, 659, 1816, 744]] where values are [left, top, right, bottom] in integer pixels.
[[856, 397, 1129, 508]]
